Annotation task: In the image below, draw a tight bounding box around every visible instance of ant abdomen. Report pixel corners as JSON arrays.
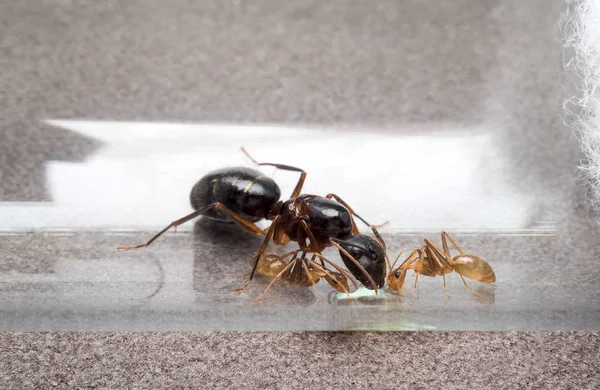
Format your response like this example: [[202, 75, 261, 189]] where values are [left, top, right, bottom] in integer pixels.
[[190, 167, 281, 222], [452, 255, 496, 283], [255, 254, 289, 278]]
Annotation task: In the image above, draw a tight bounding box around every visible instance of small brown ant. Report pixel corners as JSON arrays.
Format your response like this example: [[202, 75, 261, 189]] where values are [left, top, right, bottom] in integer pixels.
[[387, 231, 496, 296], [117, 147, 386, 296], [250, 249, 355, 301]]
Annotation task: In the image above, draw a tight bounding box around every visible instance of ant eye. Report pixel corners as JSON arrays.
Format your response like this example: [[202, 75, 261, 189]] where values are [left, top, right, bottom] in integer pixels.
[[367, 245, 377, 259], [395, 271, 401, 278]]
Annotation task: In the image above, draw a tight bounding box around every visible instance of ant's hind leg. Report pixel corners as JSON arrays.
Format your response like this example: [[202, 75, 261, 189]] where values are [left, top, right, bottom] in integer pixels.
[[441, 231, 465, 255], [241, 147, 307, 198], [117, 209, 205, 251], [456, 272, 480, 296], [116, 203, 265, 251]]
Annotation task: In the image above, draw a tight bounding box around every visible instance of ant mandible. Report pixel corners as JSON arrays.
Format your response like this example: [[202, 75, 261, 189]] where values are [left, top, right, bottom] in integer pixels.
[[117, 147, 386, 294], [387, 231, 496, 296]]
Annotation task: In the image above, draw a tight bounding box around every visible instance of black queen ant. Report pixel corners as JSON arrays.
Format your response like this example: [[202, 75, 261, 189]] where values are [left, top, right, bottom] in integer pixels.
[[117, 147, 389, 297]]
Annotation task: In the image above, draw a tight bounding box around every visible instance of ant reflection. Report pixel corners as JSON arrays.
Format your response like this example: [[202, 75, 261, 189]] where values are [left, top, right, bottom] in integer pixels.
[[191, 218, 320, 306]]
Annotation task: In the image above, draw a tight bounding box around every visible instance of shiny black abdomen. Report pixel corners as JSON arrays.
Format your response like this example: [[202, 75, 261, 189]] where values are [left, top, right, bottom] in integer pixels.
[[190, 167, 281, 222], [304, 196, 354, 243]]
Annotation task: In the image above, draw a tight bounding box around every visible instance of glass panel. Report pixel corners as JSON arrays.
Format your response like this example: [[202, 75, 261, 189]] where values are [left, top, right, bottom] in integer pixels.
[[2, 0, 591, 331]]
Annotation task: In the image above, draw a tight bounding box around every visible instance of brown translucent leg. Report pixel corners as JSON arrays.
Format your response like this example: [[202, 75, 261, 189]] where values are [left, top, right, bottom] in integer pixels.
[[391, 249, 415, 272], [314, 253, 357, 289], [409, 250, 426, 296], [424, 239, 454, 270], [310, 260, 351, 297], [117, 203, 265, 251], [235, 216, 281, 293], [252, 259, 296, 301], [330, 239, 379, 295], [457, 271, 480, 295], [225, 271, 251, 280], [296, 221, 356, 290], [441, 231, 465, 255], [300, 258, 323, 302], [241, 147, 307, 198], [425, 245, 453, 298]]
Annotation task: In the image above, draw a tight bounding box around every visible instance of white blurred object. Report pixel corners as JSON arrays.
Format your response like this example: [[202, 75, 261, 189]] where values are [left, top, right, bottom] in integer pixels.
[[0, 120, 535, 231]]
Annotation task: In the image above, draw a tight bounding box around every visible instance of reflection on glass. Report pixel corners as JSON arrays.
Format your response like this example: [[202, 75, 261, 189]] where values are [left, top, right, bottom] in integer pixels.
[[0, 121, 544, 232]]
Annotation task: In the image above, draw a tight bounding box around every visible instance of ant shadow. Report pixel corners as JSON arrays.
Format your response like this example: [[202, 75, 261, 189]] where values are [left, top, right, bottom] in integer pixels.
[[191, 218, 318, 306]]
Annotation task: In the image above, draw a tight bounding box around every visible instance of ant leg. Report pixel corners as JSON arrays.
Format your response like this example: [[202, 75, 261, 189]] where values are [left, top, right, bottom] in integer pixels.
[[300, 257, 323, 302], [456, 271, 480, 296], [235, 216, 281, 293], [442, 274, 450, 299], [409, 272, 420, 297], [409, 250, 426, 296], [224, 271, 251, 280], [252, 259, 296, 301], [297, 221, 356, 286], [310, 260, 351, 297], [241, 147, 307, 198], [117, 209, 204, 250], [391, 249, 416, 272], [325, 193, 389, 232], [314, 253, 358, 289], [117, 203, 266, 251], [441, 231, 465, 255], [388, 249, 406, 275], [425, 245, 453, 298], [299, 219, 379, 293], [424, 239, 454, 270]]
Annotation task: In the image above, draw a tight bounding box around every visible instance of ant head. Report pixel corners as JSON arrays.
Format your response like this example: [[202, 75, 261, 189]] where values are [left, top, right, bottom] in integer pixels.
[[385, 248, 410, 293], [387, 266, 408, 292], [334, 234, 386, 289]]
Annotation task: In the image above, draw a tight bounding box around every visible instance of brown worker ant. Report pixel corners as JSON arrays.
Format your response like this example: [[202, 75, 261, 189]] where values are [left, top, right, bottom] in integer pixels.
[[387, 231, 496, 296], [250, 249, 354, 301], [117, 147, 387, 296]]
